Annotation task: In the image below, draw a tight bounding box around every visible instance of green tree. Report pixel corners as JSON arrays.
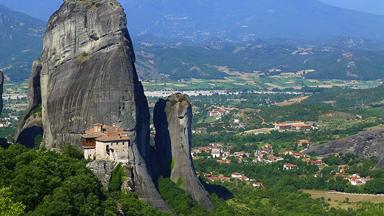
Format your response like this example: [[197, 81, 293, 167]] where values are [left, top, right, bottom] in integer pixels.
[[61, 144, 84, 160], [364, 178, 384, 194], [119, 192, 168, 216], [109, 163, 124, 192], [31, 174, 105, 216], [0, 187, 25, 216]]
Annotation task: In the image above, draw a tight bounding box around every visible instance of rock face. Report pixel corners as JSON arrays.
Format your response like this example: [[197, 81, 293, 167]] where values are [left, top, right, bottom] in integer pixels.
[[86, 160, 117, 188], [18, 0, 215, 212], [306, 129, 384, 167], [27, 61, 42, 112], [18, 0, 169, 211], [40, 0, 142, 148], [0, 71, 6, 148], [16, 61, 43, 147], [0, 70, 4, 115], [154, 93, 213, 210]]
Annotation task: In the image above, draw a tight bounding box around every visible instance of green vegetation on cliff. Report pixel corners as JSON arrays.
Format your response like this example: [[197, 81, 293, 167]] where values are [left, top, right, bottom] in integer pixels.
[[158, 177, 205, 215]]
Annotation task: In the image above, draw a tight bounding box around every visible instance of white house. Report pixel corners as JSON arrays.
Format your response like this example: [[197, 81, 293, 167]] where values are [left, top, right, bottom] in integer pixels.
[[283, 163, 297, 170], [211, 147, 223, 158], [348, 174, 368, 186]]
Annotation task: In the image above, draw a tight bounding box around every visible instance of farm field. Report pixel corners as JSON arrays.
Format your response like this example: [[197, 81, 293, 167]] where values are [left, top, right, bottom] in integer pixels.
[[303, 190, 384, 209], [143, 76, 383, 91]]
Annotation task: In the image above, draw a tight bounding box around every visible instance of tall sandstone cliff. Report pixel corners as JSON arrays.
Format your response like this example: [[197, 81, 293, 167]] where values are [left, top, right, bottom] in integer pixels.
[[17, 0, 213, 212], [0, 70, 4, 115], [0, 71, 4, 148], [40, 0, 144, 148], [154, 93, 213, 210], [15, 60, 43, 148], [17, 0, 169, 210]]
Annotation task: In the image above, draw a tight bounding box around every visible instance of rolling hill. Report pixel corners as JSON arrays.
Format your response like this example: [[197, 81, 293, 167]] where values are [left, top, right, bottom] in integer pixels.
[[135, 38, 384, 81]]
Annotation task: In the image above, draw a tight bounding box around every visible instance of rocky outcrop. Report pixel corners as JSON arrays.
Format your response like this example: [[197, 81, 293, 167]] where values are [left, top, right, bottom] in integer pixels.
[[0, 70, 7, 150], [306, 129, 384, 167], [87, 160, 117, 188], [40, 0, 141, 148], [15, 60, 43, 147], [0, 70, 4, 115], [26, 60, 42, 110], [17, 0, 169, 211], [154, 93, 213, 210], [18, 0, 215, 212]]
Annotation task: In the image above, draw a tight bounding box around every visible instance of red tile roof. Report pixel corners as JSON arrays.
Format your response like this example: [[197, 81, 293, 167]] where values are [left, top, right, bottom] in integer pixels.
[[82, 124, 130, 143]]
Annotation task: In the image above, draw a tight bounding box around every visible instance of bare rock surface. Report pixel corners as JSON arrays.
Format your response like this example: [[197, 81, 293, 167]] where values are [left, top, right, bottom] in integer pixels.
[[87, 160, 117, 188], [0, 70, 3, 115], [40, 0, 140, 148], [17, 0, 169, 211], [16, 60, 43, 146], [154, 93, 213, 210], [306, 129, 384, 167]]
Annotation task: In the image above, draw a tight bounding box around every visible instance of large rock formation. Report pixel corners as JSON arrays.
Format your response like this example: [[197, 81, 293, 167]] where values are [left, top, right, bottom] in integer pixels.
[[15, 61, 43, 147], [18, 0, 216, 212], [306, 129, 384, 167], [39, 0, 143, 148], [17, 0, 169, 210], [154, 93, 213, 210], [0, 70, 4, 114], [0, 70, 6, 148]]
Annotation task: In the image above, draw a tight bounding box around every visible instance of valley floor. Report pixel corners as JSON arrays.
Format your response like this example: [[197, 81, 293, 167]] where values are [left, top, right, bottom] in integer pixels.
[[303, 189, 384, 209], [2, 77, 384, 215]]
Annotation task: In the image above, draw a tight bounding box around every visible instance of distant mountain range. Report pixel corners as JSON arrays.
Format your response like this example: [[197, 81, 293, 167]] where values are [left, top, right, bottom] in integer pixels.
[[0, 5, 44, 82], [123, 0, 384, 41], [1, 1, 384, 82], [3, 0, 384, 42], [3, 0, 384, 21], [135, 37, 384, 81]]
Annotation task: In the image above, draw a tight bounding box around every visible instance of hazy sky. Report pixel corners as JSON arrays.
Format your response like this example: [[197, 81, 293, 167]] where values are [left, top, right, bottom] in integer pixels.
[[1, 0, 384, 21], [0, 0, 62, 20]]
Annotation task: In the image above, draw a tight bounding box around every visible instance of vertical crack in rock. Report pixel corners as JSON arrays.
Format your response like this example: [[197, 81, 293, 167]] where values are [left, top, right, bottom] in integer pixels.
[[154, 93, 214, 210], [15, 60, 43, 147], [0, 70, 4, 115]]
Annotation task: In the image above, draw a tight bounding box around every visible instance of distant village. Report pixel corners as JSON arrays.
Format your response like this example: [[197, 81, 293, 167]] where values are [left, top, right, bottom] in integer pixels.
[[0, 106, 25, 142], [190, 106, 371, 188], [0, 86, 28, 130], [0, 117, 15, 128], [193, 142, 370, 188], [199, 105, 316, 135]]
